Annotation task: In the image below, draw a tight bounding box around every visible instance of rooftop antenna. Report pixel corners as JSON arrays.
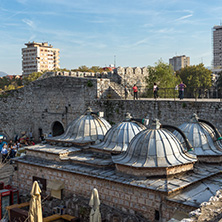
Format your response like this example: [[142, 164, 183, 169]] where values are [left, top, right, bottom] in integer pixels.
[[114, 55, 116, 68]]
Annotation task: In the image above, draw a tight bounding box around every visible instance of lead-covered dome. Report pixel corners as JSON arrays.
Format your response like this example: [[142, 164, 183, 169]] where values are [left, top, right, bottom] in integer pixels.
[[47, 107, 111, 146], [113, 119, 196, 177], [173, 113, 222, 162], [90, 113, 146, 154]]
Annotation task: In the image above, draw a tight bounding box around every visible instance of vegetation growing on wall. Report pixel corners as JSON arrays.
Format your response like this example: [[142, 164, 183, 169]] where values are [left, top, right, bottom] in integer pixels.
[[87, 80, 93, 87]]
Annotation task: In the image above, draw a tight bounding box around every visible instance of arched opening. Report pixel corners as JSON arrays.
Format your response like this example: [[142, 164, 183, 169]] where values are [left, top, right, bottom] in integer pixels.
[[52, 121, 64, 137]]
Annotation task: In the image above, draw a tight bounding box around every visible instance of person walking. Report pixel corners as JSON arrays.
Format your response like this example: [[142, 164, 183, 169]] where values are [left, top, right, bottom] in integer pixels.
[[124, 85, 128, 100], [153, 83, 159, 99], [1, 144, 8, 163], [133, 84, 138, 100], [178, 81, 186, 100]]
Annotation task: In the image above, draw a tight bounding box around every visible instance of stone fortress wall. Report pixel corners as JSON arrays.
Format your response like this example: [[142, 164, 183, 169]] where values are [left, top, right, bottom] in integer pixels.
[[40, 66, 149, 89], [0, 75, 221, 141]]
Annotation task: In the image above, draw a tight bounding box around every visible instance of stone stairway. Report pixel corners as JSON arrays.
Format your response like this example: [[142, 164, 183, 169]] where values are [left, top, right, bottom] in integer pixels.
[[109, 82, 133, 99]]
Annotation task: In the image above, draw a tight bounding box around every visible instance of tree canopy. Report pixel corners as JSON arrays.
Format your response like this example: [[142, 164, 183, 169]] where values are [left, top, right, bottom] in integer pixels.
[[0, 76, 23, 92], [22, 72, 43, 85], [71, 65, 110, 73], [146, 59, 180, 89], [176, 63, 212, 89]]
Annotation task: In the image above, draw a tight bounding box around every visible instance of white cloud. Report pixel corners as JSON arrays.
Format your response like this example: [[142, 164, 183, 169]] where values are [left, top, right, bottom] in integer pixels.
[[176, 14, 193, 21], [134, 38, 149, 46], [28, 34, 37, 41], [22, 19, 35, 28]]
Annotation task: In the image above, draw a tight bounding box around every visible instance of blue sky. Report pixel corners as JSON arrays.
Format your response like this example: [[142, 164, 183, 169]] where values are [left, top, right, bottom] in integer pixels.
[[1, 0, 222, 74]]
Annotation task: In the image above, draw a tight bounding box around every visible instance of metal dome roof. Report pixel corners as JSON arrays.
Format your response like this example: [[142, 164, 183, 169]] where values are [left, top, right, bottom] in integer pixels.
[[174, 114, 222, 156], [47, 107, 111, 145], [113, 119, 196, 168], [90, 113, 146, 153]]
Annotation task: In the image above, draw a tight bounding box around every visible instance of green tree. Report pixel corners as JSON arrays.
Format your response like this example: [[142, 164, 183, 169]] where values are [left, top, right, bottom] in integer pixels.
[[90, 66, 102, 73], [176, 64, 212, 97], [4, 84, 15, 91], [78, 65, 90, 72], [146, 59, 180, 97], [23, 72, 43, 85], [71, 65, 106, 73], [0, 77, 10, 89], [177, 63, 212, 89], [54, 68, 70, 72]]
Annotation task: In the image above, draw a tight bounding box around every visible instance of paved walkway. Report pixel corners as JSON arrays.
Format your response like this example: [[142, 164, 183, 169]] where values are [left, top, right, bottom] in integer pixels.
[[119, 98, 222, 102]]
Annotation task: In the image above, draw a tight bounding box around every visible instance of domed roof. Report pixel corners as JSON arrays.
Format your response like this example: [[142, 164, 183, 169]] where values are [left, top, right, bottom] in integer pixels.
[[113, 119, 196, 176], [47, 107, 111, 145], [174, 113, 222, 156], [90, 113, 146, 153]]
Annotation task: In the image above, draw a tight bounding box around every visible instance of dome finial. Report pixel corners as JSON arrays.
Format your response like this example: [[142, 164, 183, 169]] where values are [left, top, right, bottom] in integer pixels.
[[150, 118, 161, 129], [125, 112, 132, 121], [190, 113, 199, 123], [85, 107, 93, 115]]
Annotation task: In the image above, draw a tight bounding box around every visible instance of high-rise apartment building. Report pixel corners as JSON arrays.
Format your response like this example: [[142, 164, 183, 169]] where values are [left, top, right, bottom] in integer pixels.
[[22, 42, 60, 76], [169, 55, 190, 72], [213, 25, 222, 69]]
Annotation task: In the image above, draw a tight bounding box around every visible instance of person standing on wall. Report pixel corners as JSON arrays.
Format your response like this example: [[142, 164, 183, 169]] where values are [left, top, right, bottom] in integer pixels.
[[153, 83, 159, 99], [178, 81, 186, 100], [124, 85, 128, 100], [133, 84, 138, 100]]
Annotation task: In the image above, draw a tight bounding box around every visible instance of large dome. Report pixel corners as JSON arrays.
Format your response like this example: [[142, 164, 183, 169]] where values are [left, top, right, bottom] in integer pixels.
[[173, 113, 222, 158], [47, 107, 111, 146], [113, 119, 196, 177], [90, 113, 146, 153]]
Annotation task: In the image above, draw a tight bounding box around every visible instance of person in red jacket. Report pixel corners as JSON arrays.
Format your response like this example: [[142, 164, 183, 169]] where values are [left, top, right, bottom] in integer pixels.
[[133, 84, 138, 100]]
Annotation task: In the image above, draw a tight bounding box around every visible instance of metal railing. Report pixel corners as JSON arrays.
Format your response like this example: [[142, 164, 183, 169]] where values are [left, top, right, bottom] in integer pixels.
[[109, 85, 222, 101]]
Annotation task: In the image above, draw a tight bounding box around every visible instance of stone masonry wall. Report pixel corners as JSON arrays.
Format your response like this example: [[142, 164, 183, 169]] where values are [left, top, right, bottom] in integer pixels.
[[14, 162, 159, 221], [0, 76, 109, 141], [0, 76, 221, 141], [92, 99, 222, 132], [13, 161, 192, 222]]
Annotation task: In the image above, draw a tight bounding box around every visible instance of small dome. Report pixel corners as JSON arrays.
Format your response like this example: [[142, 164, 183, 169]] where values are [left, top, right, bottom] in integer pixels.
[[47, 107, 111, 145], [90, 113, 146, 153], [113, 119, 196, 176], [174, 113, 222, 157]]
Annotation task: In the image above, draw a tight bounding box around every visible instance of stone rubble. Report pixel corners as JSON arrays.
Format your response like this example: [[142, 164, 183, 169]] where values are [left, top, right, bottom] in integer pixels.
[[181, 189, 222, 222]]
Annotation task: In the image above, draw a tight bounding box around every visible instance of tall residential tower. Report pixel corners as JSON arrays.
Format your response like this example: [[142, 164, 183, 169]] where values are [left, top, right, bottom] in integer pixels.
[[213, 25, 222, 69], [169, 55, 190, 72], [22, 42, 60, 76]]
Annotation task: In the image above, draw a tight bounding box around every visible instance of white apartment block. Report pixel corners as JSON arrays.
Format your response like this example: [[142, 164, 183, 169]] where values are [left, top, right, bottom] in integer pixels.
[[169, 55, 190, 72], [22, 42, 60, 76], [213, 25, 222, 69]]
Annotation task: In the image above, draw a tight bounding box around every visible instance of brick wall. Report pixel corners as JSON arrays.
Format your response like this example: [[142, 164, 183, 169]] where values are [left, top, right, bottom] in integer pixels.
[[13, 161, 184, 221]]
